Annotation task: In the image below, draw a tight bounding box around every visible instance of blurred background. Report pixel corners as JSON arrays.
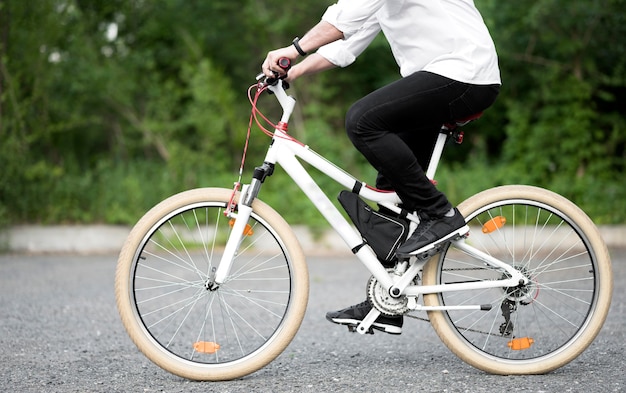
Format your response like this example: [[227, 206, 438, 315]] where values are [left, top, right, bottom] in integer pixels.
[[1, 0, 624, 231]]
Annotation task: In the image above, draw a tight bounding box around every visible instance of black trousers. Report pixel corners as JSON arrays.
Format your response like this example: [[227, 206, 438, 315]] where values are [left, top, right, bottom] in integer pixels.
[[346, 71, 500, 216]]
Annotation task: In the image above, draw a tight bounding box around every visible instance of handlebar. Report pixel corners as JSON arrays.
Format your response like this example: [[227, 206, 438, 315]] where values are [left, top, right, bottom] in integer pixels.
[[256, 57, 292, 87], [249, 57, 296, 126]]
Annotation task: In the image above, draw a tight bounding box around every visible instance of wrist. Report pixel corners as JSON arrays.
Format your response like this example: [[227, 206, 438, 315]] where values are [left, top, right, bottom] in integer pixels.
[[285, 64, 301, 82], [292, 37, 308, 57]]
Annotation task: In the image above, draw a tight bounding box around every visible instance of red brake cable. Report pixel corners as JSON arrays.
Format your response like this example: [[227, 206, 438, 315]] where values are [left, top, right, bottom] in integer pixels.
[[226, 82, 302, 215]]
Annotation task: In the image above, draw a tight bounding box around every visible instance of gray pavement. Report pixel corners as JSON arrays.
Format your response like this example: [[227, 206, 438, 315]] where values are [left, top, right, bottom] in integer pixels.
[[0, 250, 624, 393], [3, 224, 626, 255]]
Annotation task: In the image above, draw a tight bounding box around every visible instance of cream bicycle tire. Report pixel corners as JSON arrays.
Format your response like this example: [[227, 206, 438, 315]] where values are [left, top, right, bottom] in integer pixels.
[[423, 185, 612, 374], [115, 188, 309, 381]]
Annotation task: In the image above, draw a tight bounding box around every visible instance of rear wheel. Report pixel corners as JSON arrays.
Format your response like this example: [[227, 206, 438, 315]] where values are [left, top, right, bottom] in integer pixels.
[[115, 188, 308, 380], [423, 185, 612, 374]]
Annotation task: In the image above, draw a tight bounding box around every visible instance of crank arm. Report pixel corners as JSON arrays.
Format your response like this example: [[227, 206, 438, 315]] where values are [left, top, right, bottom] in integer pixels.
[[356, 307, 381, 335]]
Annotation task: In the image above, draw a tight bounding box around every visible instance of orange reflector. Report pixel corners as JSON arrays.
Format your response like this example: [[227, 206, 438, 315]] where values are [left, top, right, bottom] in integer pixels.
[[194, 341, 221, 354], [229, 219, 254, 236], [507, 337, 534, 350], [482, 216, 506, 234]]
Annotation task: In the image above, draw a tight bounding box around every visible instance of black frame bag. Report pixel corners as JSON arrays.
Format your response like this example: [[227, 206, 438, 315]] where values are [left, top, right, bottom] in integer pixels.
[[338, 190, 410, 266]]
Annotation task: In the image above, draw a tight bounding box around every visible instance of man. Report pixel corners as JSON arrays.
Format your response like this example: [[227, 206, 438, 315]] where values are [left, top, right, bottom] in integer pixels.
[[263, 0, 501, 334]]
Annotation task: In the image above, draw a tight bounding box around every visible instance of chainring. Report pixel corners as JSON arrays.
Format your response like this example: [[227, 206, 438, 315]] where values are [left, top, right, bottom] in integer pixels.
[[366, 268, 416, 316]]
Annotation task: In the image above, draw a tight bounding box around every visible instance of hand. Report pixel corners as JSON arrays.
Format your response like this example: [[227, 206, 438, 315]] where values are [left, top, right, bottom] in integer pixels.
[[262, 46, 299, 78]]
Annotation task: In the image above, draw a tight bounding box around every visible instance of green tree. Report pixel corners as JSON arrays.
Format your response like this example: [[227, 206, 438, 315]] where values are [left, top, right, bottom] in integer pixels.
[[1, 0, 624, 227], [478, 0, 626, 222]]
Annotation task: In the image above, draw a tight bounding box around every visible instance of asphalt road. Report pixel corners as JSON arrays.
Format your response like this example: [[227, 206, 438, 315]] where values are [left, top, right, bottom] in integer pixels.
[[1, 250, 624, 393]]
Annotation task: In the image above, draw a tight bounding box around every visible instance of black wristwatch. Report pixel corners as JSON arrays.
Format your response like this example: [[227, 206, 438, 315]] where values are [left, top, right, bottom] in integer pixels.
[[292, 37, 307, 57]]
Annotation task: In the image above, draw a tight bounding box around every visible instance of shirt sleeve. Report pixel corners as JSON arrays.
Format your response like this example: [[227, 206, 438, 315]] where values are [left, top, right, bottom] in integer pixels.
[[321, 0, 385, 39], [316, 15, 381, 68]]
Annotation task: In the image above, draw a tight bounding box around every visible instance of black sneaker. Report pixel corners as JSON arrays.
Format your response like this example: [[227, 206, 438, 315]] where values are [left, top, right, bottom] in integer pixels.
[[325, 300, 403, 335], [396, 207, 469, 258]]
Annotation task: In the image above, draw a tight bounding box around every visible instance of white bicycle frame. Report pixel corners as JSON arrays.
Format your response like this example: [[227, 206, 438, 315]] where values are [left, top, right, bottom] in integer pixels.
[[215, 80, 527, 334]]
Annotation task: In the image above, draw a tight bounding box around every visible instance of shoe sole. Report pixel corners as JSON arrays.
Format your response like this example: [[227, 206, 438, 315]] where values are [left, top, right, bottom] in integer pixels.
[[326, 315, 402, 335], [396, 224, 470, 258]]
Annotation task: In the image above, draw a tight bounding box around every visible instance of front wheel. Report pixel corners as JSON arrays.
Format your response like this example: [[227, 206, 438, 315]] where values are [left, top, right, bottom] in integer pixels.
[[423, 185, 612, 374], [115, 188, 309, 381]]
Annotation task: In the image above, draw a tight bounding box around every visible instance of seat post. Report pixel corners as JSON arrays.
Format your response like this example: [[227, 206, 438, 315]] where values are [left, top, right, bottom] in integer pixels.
[[426, 112, 482, 181], [425, 129, 448, 180]]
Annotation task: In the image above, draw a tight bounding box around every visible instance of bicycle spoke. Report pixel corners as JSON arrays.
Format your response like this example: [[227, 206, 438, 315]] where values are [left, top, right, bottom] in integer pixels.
[[129, 202, 293, 366], [434, 197, 601, 364]]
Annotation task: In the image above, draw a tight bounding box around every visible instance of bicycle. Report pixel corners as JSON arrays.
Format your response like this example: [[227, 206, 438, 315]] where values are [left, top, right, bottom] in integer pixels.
[[115, 66, 613, 381]]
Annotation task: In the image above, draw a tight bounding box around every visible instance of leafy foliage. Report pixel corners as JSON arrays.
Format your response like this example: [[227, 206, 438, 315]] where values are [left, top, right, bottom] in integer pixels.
[[0, 0, 624, 227]]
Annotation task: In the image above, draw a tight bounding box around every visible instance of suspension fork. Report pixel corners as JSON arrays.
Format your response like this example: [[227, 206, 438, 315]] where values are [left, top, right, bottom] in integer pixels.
[[207, 162, 275, 290]]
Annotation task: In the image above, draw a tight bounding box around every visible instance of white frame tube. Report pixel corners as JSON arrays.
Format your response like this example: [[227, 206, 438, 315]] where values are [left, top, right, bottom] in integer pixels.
[[217, 80, 524, 301]]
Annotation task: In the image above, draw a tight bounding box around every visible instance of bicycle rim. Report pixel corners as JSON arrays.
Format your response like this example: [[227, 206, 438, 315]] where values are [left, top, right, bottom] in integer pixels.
[[423, 185, 612, 374], [115, 188, 308, 381]]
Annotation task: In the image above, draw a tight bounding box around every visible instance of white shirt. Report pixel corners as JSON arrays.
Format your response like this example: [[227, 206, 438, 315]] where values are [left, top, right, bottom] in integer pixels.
[[317, 0, 501, 85]]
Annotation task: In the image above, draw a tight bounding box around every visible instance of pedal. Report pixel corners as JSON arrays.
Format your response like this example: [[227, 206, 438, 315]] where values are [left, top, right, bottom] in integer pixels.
[[348, 324, 374, 334], [397, 245, 441, 262], [414, 246, 442, 261], [403, 227, 471, 261], [455, 229, 470, 240]]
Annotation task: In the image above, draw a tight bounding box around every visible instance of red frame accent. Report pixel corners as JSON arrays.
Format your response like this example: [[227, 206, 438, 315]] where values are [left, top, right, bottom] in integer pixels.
[[364, 184, 395, 193], [276, 121, 288, 132], [444, 111, 484, 130]]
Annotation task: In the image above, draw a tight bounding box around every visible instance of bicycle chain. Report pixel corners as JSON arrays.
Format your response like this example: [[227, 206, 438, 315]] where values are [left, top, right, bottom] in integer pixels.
[[404, 313, 507, 338], [404, 267, 509, 338], [369, 266, 509, 338]]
